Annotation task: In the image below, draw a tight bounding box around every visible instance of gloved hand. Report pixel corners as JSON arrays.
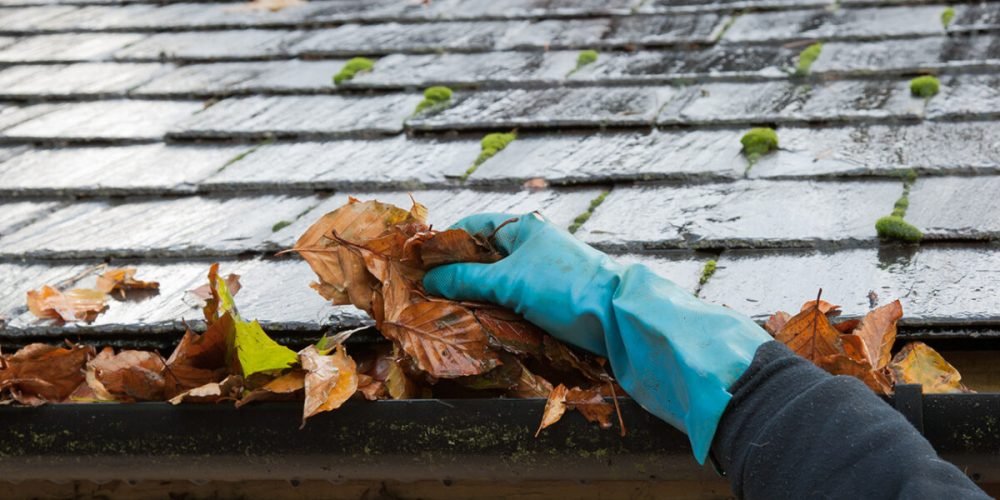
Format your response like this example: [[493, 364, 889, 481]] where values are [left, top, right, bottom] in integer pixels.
[[423, 212, 772, 464]]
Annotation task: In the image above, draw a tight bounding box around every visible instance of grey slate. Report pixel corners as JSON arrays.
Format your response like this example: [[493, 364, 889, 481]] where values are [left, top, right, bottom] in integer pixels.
[[170, 94, 422, 139], [568, 45, 796, 84], [132, 59, 343, 95], [468, 130, 745, 185], [0, 62, 169, 98], [926, 74, 1000, 120], [700, 246, 1000, 325], [0, 5, 78, 31], [613, 252, 708, 294], [203, 137, 479, 190], [907, 176, 1000, 240], [812, 36, 1000, 75], [576, 180, 899, 250], [0, 100, 202, 141], [0, 200, 61, 237], [0, 144, 244, 195], [723, 5, 956, 43], [602, 13, 729, 45], [0, 33, 144, 62], [113, 29, 308, 61], [407, 87, 677, 130], [343, 51, 576, 89]]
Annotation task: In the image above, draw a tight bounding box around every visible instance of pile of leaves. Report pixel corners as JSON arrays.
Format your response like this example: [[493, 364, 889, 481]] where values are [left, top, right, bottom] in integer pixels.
[[26, 267, 159, 324], [767, 293, 970, 394]]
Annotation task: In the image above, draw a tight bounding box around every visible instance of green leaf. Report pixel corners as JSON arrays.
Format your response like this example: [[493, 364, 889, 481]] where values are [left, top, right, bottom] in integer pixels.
[[234, 318, 298, 378], [216, 275, 238, 317]]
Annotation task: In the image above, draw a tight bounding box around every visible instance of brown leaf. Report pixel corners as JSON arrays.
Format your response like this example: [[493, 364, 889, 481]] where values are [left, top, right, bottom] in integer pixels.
[[166, 319, 231, 391], [300, 345, 358, 426], [190, 264, 241, 322], [800, 299, 841, 317], [27, 286, 107, 323], [384, 344, 422, 399], [763, 311, 790, 336], [839, 334, 870, 364], [476, 308, 544, 358], [169, 375, 243, 404], [382, 301, 500, 378], [889, 342, 970, 394], [96, 268, 160, 297], [542, 336, 609, 382], [833, 318, 861, 334], [88, 349, 173, 402], [852, 300, 902, 370], [535, 384, 569, 437], [455, 353, 522, 391], [0, 343, 94, 404], [775, 300, 842, 362], [236, 369, 305, 407], [356, 374, 385, 400], [567, 387, 614, 429], [419, 229, 502, 268], [816, 354, 892, 395], [509, 362, 554, 398]]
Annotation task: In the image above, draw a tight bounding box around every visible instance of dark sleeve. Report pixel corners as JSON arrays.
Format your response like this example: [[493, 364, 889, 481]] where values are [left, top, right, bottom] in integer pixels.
[[712, 341, 990, 500]]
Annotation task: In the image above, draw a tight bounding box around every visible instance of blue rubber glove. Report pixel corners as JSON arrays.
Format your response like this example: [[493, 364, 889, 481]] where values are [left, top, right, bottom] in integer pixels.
[[423, 212, 772, 464]]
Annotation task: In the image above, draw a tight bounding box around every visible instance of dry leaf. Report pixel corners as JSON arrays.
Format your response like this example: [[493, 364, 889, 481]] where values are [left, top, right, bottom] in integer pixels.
[[166, 320, 231, 391], [383, 301, 500, 378], [27, 286, 107, 323], [236, 370, 305, 407], [510, 362, 554, 398], [88, 349, 173, 402], [476, 308, 545, 358], [419, 229, 502, 268], [567, 387, 614, 429], [775, 299, 842, 362], [763, 311, 790, 336], [889, 342, 970, 394], [852, 300, 902, 370], [0, 343, 94, 404], [535, 384, 569, 437], [300, 345, 358, 426], [169, 375, 243, 404], [816, 354, 892, 395], [800, 299, 841, 317], [96, 268, 159, 297]]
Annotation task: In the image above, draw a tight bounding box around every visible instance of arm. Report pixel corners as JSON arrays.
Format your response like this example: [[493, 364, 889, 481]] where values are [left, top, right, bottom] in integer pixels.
[[424, 212, 988, 498], [715, 341, 989, 499]]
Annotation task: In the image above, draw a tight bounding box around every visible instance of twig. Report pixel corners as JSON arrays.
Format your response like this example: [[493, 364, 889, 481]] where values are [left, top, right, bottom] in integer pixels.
[[486, 217, 520, 248], [608, 381, 627, 437]]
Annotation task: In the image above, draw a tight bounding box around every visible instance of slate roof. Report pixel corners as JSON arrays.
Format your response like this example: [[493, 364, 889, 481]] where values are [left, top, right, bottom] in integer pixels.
[[0, 0, 999, 350]]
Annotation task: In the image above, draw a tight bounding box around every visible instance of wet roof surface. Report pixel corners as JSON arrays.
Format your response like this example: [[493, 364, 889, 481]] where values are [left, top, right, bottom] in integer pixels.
[[0, 0, 999, 345]]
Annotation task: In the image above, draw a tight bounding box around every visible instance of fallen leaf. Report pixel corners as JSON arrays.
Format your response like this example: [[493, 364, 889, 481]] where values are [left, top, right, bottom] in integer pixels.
[[535, 384, 569, 437], [476, 308, 545, 358], [833, 318, 861, 334], [166, 321, 231, 391], [236, 370, 305, 407], [96, 268, 159, 297], [27, 286, 107, 323], [763, 311, 790, 336], [189, 264, 241, 322], [542, 336, 609, 383], [775, 299, 842, 362], [383, 301, 500, 378], [169, 375, 243, 404], [0, 343, 94, 404], [816, 354, 892, 395], [419, 229, 501, 268], [800, 299, 841, 317], [300, 345, 358, 426], [456, 353, 523, 391], [889, 342, 970, 394], [510, 362, 554, 398], [88, 348, 173, 402], [852, 300, 902, 370], [567, 387, 614, 429]]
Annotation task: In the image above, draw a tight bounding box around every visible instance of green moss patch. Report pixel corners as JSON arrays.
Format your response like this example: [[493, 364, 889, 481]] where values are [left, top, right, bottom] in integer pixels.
[[941, 7, 955, 28], [795, 42, 823, 76], [568, 191, 609, 234], [414, 86, 454, 114], [699, 260, 718, 286], [333, 57, 374, 85], [574, 50, 598, 71], [463, 131, 517, 180], [740, 127, 779, 164], [910, 76, 940, 98], [272, 220, 292, 232], [876, 216, 923, 243]]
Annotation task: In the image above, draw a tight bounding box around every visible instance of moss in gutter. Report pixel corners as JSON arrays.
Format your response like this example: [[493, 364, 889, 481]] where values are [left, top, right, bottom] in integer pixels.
[[941, 7, 955, 29], [568, 191, 609, 234], [794, 42, 823, 76], [414, 86, 454, 115], [463, 131, 516, 180], [699, 260, 718, 286], [910, 75, 940, 98], [740, 127, 779, 166], [333, 57, 375, 85]]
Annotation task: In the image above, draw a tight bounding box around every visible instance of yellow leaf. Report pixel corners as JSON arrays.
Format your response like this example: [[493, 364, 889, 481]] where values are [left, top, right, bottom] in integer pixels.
[[889, 342, 970, 394]]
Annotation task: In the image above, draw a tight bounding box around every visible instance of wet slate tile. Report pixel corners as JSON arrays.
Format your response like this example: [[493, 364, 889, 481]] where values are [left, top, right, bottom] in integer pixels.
[[926, 74, 1000, 120], [613, 252, 708, 294], [0, 5, 78, 31], [203, 137, 479, 190], [345, 51, 576, 89], [1, 100, 202, 141], [813, 36, 1000, 75], [0, 103, 56, 131], [568, 45, 796, 84], [496, 18, 610, 49], [701, 246, 1000, 325], [723, 6, 948, 43], [408, 86, 677, 131], [577, 180, 899, 251], [401, 0, 639, 20], [603, 13, 729, 45], [907, 176, 1000, 240], [0, 33, 145, 62], [0, 62, 169, 98], [469, 130, 745, 185], [0, 200, 61, 236], [0, 261, 91, 324], [291, 22, 508, 56], [270, 187, 602, 247], [171, 94, 421, 139], [750, 122, 1000, 179], [0, 145, 28, 164], [660, 79, 923, 125], [132, 59, 343, 95], [113, 29, 308, 61], [39, 2, 304, 31], [0, 144, 244, 195], [0, 195, 319, 258], [639, 0, 832, 11]]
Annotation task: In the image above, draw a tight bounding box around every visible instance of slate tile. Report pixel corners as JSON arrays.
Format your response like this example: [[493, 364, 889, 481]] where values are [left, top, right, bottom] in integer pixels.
[[114, 29, 308, 61], [0, 144, 244, 195], [435, 0, 641, 19], [345, 51, 576, 89], [660, 79, 923, 125], [577, 180, 899, 250], [954, 1, 1000, 31], [132, 60, 343, 95], [0, 261, 91, 324], [270, 187, 603, 247], [171, 94, 421, 139], [639, 0, 831, 11], [926, 74, 1000, 120], [30, 3, 162, 30], [469, 130, 745, 185], [291, 22, 508, 56], [495, 18, 609, 49], [723, 6, 948, 43], [701, 246, 1000, 325], [203, 137, 479, 190], [613, 252, 708, 294], [568, 46, 796, 84], [0, 62, 169, 97], [408, 86, 677, 130], [0, 5, 78, 31], [907, 176, 1000, 240], [749, 122, 1000, 179], [0, 200, 61, 237], [812, 36, 1000, 75], [0, 145, 28, 164], [0, 195, 320, 258], [0, 100, 202, 141], [0, 103, 56, 131], [603, 13, 728, 45], [0, 33, 144, 62], [40, 2, 304, 31]]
